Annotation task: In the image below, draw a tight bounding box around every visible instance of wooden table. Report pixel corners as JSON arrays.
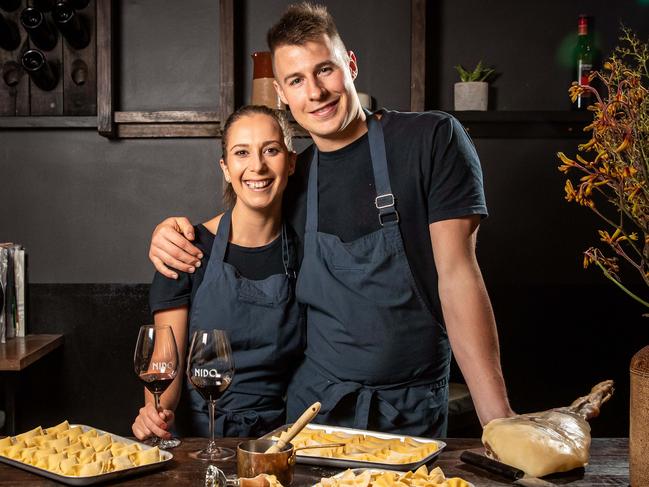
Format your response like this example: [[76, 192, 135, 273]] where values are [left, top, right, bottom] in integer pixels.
[[0, 334, 63, 435], [0, 437, 629, 486]]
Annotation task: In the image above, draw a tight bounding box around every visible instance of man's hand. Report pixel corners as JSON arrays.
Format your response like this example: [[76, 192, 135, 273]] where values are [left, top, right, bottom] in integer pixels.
[[149, 217, 203, 279]]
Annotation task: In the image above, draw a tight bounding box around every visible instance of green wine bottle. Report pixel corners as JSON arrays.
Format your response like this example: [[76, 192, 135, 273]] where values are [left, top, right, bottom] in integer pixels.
[[575, 14, 593, 110]]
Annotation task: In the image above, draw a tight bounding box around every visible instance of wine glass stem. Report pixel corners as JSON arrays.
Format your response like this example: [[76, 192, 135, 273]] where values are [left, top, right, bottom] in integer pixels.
[[153, 392, 161, 411], [208, 400, 217, 449]]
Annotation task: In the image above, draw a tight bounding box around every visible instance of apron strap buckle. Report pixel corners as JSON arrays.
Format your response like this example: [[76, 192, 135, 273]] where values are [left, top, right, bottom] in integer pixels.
[[375, 193, 395, 209], [376, 193, 399, 226]]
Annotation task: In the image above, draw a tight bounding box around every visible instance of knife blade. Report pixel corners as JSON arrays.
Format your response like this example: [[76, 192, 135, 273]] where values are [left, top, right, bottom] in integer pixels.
[[514, 478, 557, 487], [460, 451, 556, 486], [460, 450, 525, 480]]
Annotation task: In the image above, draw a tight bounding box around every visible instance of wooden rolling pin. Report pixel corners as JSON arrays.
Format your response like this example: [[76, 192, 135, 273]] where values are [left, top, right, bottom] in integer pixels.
[[265, 402, 321, 453]]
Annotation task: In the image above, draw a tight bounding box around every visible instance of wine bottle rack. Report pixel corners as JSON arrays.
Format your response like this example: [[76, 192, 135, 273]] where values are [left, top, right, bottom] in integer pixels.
[[0, 0, 97, 116]]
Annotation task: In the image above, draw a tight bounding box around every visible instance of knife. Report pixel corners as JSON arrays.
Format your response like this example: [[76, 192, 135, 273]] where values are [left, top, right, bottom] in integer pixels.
[[513, 478, 557, 487], [460, 451, 556, 486]]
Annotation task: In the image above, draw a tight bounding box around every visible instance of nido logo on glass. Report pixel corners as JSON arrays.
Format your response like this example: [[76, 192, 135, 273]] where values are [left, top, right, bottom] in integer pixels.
[[193, 368, 221, 378], [151, 361, 174, 372]]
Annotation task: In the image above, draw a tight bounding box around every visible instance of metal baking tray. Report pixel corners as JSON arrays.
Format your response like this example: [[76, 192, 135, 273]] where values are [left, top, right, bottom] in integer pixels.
[[0, 424, 173, 486], [262, 423, 446, 471], [311, 468, 475, 487]]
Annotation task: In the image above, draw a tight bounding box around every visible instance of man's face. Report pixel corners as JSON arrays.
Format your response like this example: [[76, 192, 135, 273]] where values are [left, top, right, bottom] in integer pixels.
[[272, 35, 362, 150]]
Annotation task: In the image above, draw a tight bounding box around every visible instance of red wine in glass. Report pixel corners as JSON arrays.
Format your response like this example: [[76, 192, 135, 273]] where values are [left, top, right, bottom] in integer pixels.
[[189, 374, 232, 401], [140, 372, 175, 395], [187, 329, 235, 461]]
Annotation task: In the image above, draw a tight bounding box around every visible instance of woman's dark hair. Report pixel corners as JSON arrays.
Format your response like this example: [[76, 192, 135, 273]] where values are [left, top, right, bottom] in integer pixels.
[[221, 105, 293, 207]]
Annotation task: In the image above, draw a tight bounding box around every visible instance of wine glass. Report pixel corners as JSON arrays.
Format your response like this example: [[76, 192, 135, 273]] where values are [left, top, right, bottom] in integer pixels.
[[187, 329, 235, 461], [134, 324, 181, 449]]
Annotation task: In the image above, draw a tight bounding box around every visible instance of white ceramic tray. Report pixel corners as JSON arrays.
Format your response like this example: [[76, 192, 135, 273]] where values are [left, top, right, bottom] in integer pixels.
[[312, 468, 475, 487], [0, 424, 173, 486], [263, 423, 445, 471]]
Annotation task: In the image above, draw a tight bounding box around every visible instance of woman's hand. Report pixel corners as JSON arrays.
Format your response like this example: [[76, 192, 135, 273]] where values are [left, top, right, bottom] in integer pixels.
[[149, 216, 203, 278], [132, 403, 175, 440]]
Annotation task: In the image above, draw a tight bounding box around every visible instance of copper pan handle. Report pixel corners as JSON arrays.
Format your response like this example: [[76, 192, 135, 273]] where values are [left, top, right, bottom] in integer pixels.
[[289, 443, 345, 466], [265, 402, 321, 453]]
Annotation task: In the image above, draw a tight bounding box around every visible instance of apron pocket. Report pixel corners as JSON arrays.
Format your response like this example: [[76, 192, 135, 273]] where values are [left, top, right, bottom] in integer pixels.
[[237, 278, 287, 307], [369, 383, 449, 437]]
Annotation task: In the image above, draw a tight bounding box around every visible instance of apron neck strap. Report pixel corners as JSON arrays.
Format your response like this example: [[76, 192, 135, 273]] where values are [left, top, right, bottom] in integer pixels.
[[306, 147, 319, 234], [212, 208, 232, 261], [367, 115, 399, 226], [281, 223, 296, 279]]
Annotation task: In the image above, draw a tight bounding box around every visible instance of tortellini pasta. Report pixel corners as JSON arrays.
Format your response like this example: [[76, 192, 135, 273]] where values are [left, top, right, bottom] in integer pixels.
[[0, 420, 162, 477], [274, 427, 440, 464], [315, 466, 471, 487]]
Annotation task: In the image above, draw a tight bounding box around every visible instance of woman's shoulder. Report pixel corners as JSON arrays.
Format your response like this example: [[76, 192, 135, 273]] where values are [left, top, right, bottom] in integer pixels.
[[193, 219, 220, 257], [201, 213, 223, 236]]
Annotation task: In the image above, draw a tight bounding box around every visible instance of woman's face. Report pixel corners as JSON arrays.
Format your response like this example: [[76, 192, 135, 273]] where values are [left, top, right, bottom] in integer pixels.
[[220, 113, 296, 212]]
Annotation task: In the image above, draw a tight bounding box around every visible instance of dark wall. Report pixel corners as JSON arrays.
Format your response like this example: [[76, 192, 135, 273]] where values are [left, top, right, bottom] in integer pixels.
[[428, 0, 649, 111], [2, 0, 649, 437], [0, 0, 409, 284]]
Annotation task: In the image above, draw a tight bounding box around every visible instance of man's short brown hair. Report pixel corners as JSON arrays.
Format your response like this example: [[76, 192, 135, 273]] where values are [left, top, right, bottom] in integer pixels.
[[266, 2, 346, 53]]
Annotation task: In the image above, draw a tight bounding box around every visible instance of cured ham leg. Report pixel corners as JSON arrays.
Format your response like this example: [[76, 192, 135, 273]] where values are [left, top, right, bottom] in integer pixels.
[[481, 380, 614, 478]]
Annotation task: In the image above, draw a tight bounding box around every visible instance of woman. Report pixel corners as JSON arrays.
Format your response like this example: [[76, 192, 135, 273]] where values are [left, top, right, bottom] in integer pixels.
[[132, 105, 303, 440]]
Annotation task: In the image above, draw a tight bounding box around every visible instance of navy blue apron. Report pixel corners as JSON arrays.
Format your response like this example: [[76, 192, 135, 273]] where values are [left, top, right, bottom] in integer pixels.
[[287, 115, 451, 437], [188, 209, 303, 437]]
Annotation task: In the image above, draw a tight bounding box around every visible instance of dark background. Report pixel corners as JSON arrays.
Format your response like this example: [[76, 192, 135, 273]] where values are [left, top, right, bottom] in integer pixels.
[[1, 0, 648, 438]]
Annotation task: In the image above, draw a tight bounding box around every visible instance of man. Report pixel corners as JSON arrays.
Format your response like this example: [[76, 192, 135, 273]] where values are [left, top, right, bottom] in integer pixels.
[[148, 2, 513, 436]]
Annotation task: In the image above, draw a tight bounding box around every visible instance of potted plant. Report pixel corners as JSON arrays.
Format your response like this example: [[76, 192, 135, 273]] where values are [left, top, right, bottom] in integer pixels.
[[453, 61, 495, 111], [556, 29, 648, 487]]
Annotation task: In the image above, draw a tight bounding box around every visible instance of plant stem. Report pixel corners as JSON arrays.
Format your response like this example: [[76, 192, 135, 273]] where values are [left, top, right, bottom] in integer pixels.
[[594, 259, 649, 308]]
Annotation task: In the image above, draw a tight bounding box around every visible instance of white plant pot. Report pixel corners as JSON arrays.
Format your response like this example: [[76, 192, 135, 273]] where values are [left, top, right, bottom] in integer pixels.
[[454, 81, 488, 111]]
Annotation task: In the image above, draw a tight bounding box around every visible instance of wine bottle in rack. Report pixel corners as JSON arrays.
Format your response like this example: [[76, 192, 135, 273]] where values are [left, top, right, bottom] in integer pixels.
[[574, 14, 594, 110], [21, 48, 58, 90], [71, 58, 87, 85], [20, 7, 58, 51], [0, 0, 21, 13], [52, 1, 89, 49], [2, 60, 22, 87], [0, 12, 20, 50]]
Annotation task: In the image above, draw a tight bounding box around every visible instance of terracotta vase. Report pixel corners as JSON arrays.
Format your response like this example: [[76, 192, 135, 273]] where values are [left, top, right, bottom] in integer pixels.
[[251, 51, 284, 109], [630, 345, 649, 486]]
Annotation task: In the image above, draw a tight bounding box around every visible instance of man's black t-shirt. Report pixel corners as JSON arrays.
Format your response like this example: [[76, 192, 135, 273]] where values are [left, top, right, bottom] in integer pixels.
[[283, 109, 488, 320], [149, 223, 287, 314]]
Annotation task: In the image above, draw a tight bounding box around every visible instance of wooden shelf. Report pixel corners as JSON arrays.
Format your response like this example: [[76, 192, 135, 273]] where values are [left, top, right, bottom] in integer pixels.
[[448, 110, 592, 138], [108, 110, 592, 139], [0, 334, 63, 372], [114, 110, 221, 138], [109, 111, 313, 139], [0, 117, 97, 128]]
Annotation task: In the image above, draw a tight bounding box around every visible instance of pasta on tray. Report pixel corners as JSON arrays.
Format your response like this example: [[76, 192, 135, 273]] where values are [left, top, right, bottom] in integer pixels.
[[0, 420, 162, 477], [315, 466, 471, 487], [273, 428, 439, 464]]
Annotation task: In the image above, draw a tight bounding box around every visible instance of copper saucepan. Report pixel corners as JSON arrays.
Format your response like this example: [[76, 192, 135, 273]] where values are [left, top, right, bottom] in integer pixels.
[[237, 439, 343, 486]]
